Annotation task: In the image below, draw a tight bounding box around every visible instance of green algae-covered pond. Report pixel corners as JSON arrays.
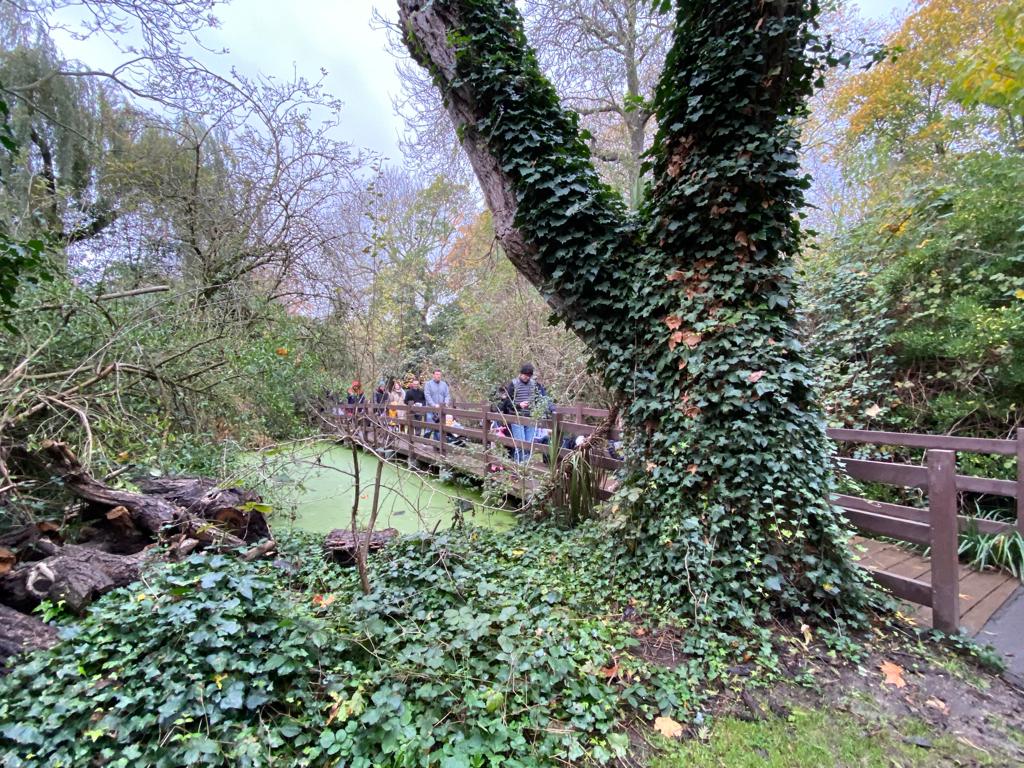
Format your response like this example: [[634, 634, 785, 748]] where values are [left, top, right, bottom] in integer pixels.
[[252, 444, 516, 535]]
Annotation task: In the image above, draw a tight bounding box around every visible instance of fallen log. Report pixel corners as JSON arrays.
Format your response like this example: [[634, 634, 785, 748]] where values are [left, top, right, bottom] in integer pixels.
[[138, 476, 271, 543], [324, 528, 399, 566], [43, 441, 179, 536], [0, 544, 148, 614], [0, 443, 277, 624], [0, 604, 58, 671], [41, 442, 271, 546]]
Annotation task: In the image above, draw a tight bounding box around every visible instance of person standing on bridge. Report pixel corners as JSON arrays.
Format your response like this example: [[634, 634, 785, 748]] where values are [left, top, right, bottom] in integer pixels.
[[507, 363, 540, 463], [387, 378, 404, 425], [404, 377, 426, 436], [424, 368, 451, 443]]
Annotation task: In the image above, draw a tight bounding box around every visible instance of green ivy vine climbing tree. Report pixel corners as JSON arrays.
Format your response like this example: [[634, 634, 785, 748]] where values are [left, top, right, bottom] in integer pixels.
[[398, 0, 869, 631]]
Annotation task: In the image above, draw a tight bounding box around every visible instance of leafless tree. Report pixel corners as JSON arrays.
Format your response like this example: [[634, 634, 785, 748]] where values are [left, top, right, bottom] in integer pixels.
[[385, 0, 671, 205]]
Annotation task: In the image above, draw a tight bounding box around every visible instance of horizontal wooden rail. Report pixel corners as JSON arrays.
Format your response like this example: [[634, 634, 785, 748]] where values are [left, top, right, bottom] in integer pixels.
[[826, 428, 1017, 456], [834, 494, 1015, 536]]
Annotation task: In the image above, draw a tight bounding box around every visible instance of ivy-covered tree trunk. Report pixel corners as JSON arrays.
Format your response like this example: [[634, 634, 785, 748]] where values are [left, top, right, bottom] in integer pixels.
[[398, 0, 868, 628]]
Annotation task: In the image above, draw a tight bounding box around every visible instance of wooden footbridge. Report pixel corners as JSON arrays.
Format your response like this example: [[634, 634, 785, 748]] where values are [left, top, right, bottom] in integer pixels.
[[323, 401, 1022, 641]]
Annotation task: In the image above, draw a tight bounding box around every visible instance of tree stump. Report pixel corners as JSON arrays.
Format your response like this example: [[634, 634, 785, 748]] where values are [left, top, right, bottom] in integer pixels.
[[324, 528, 399, 566]]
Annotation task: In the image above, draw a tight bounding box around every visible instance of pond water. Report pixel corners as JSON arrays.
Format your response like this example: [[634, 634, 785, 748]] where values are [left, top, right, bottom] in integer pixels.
[[253, 444, 517, 535]]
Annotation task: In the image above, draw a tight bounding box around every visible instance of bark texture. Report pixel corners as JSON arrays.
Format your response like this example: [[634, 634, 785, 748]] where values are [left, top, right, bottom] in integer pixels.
[[0, 604, 58, 670]]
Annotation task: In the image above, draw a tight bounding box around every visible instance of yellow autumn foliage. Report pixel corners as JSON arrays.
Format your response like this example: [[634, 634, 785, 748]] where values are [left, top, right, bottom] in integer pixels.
[[830, 0, 1003, 151]]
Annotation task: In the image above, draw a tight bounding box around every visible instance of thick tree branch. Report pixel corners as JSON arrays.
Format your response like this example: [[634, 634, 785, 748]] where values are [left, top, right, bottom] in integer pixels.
[[398, 0, 633, 335]]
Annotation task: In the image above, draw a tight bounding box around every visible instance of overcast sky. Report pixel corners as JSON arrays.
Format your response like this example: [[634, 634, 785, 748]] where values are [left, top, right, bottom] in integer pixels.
[[55, 0, 911, 163]]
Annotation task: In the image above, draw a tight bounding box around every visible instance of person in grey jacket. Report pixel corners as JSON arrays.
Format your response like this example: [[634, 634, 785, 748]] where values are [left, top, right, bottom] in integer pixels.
[[424, 368, 451, 442], [506, 363, 539, 462]]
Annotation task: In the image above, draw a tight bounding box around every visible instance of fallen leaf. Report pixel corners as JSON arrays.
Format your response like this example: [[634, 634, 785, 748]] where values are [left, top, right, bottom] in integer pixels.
[[683, 405, 701, 419], [687, 464, 699, 475], [645, 461, 657, 473], [1015, 288, 1024, 300], [666, 270, 685, 282], [599, 663, 620, 679], [681, 331, 702, 348], [653, 716, 683, 740], [800, 623, 813, 645], [664, 314, 682, 330], [864, 403, 882, 418], [668, 331, 684, 350], [275, 347, 289, 356], [925, 697, 949, 715], [734, 231, 751, 248], [879, 660, 906, 688], [678, 359, 688, 370], [747, 370, 766, 383], [0, 547, 16, 575]]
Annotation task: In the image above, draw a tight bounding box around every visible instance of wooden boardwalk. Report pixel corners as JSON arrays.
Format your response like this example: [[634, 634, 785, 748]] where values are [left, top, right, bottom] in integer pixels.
[[854, 538, 1021, 636], [329, 404, 1023, 637]]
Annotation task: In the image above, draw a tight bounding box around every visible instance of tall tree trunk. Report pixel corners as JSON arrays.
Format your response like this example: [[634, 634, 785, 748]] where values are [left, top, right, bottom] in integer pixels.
[[398, 0, 867, 628]]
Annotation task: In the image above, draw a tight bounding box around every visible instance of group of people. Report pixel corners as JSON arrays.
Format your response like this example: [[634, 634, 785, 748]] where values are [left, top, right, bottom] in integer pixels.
[[336, 364, 553, 463], [333, 363, 624, 467]]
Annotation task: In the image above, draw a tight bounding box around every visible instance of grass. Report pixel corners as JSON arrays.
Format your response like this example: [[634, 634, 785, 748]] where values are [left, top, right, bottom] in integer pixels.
[[649, 707, 992, 767]]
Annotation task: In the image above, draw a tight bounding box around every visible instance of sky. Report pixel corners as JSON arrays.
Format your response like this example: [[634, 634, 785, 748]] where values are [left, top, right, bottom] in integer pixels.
[[53, 0, 912, 164]]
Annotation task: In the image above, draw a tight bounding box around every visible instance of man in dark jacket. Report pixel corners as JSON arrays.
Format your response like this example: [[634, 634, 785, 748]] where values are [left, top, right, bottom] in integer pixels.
[[404, 378, 426, 436]]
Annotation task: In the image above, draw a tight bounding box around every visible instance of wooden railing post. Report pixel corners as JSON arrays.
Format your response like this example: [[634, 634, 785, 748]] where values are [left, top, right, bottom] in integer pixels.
[[552, 410, 562, 466], [481, 406, 491, 466], [406, 405, 414, 458], [439, 404, 447, 457], [928, 449, 960, 634], [1017, 428, 1023, 535]]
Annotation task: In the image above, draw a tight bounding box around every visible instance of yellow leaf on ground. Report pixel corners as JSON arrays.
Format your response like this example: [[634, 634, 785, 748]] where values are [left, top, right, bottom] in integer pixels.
[[800, 623, 813, 645], [654, 716, 684, 740], [879, 660, 906, 688]]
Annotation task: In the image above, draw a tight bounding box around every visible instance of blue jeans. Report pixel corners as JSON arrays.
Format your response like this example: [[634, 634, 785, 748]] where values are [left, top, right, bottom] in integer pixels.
[[510, 423, 536, 463], [426, 412, 440, 441]]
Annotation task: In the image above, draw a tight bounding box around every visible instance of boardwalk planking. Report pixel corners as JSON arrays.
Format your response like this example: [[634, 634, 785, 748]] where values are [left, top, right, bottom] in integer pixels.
[[853, 537, 1020, 636]]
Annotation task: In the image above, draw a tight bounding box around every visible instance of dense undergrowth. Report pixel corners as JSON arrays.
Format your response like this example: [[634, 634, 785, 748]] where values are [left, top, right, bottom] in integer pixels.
[[0, 524, 862, 767]]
